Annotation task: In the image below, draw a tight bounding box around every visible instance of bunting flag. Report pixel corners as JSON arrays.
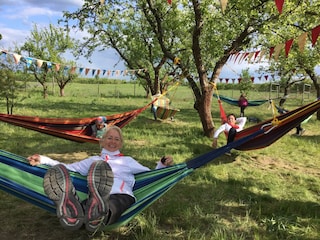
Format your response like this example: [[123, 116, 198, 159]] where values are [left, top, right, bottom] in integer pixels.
[[55, 64, 60, 71], [284, 39, 294, 57], [297, 32, 308, 52], [36, 59, 43, 68], [273, 43, 285, 60], [311, 25, 320, 46], [167, 0, 172, 4], [275, 0, 285, 14], [13, 53, 21, 64], [220, 0, 228, 14]]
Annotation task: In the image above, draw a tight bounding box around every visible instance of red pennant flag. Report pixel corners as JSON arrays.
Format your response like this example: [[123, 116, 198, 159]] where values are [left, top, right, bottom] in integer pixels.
[[264, 75, 269, 81], [275, 0, 284, 14], [251, 77, 254, 83], [167, 0, 172, 4], [238, 78, 242, 84], [285, 39, 294, 57], [269, 47, 275, 60], [311, 25, 320, 47], [225, 78, 229, 84]]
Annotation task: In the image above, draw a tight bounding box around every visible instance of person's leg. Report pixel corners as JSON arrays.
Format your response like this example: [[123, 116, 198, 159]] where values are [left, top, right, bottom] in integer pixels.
[[43, 164, 84, 230], [85, 161, 114, 232], [105, 194, 135, 225], [227, 128, 237, 144]]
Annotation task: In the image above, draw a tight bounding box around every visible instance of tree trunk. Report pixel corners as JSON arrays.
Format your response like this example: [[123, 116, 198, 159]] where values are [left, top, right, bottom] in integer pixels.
[[60, 87, 65, 97], [305, 68, 320, 120], [195, 90, 215, 137]]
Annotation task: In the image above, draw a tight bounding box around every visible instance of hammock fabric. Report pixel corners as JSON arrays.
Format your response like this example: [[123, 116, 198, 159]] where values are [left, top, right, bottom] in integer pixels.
[[0, 100, 319, 231], [213, 93, 269, 107], [152, 95, 180, 120], [0, 102, 154, 144]]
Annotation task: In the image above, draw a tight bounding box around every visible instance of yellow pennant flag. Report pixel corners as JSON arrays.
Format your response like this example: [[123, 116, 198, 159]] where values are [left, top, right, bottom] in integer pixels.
[[297, 32, 308, 53], [13, 53, 21, 64], [273, 43, 285, 60], [220, 0, 228, 14]]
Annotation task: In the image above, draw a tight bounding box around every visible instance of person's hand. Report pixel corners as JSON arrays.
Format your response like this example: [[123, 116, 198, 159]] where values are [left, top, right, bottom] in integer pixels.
[[212, 139, 218, 148], [27, 154, 41, 166], [160, 155, 174, 166]]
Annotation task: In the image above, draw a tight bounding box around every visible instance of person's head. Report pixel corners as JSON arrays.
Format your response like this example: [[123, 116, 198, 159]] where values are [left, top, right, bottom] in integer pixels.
[[95, 116, 106, 130], [100, 125, 124, 151], [227, 113, 236, 124]]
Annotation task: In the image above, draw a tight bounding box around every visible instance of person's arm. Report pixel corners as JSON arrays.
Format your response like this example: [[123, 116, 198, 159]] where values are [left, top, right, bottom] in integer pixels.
[[27, 154, 60, 166], [236, 117, 247, 130], [155, 156, 174, 169]]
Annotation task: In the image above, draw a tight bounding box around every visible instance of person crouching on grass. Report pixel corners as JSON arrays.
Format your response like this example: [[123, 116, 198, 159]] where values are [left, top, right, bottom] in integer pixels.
[[27, 125, 173, 232]]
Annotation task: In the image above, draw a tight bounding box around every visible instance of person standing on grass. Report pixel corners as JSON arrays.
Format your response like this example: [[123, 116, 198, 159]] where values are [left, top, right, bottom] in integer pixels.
[[238, 93, 248, 117], [212, 113, 247, 155], [27, 125, 173, 232]]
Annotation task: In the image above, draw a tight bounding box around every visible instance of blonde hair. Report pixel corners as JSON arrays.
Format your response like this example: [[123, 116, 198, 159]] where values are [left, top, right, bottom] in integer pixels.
[[99, 125, 124, 147]]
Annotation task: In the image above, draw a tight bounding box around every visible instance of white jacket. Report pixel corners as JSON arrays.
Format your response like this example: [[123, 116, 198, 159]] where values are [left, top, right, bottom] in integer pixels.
[[39, 148, 166, 199], [213, 117, 247, 139]]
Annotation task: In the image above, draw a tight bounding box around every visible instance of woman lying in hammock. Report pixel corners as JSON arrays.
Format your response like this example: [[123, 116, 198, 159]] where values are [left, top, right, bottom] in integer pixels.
[[212, 113, 247, 155], [27, 125, 173, 232]]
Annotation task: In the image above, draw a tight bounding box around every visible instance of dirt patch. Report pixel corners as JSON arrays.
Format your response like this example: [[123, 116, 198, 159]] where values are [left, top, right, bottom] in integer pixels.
[[48, 152, 90, 163], [247, 155, 320, 176]]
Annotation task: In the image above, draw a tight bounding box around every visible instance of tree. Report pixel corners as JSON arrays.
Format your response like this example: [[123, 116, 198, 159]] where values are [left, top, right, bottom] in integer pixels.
[[20, 24, 77, 98], [62, 0, 319, 136], [0, 57, 24, 114], [256, 1, 320, 119]]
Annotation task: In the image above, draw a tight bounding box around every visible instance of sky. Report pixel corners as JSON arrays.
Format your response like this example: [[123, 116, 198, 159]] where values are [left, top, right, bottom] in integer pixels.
[[0, 1, 289, 82], [0, 0, 129, 79]]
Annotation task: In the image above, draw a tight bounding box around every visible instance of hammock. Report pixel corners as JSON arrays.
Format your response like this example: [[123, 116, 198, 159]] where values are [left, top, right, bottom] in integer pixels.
[[0, 100, 319, 231], [213, 94, 269, 107], [0, 101, 154, 144], [151, 94, 180, 120]]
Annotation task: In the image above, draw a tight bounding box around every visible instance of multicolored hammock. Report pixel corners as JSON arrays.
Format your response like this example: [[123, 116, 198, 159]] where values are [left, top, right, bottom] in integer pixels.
[[0, 101, 154, 144], [0, 99, 319, 231], [151, 94, 180, 120], [213, 93, 269, 107]]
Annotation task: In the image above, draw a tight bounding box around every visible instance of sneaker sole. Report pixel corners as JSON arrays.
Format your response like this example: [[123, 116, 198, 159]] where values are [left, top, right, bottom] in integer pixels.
[[85, 161, 113, 232], [43, 164, 84, 230]]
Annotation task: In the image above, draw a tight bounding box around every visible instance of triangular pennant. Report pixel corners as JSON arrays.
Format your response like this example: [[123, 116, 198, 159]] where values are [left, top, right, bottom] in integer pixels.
[[85, 68, 90, 75], [55, 64, 61, 71], [167, 0, 172, 4], [275, 0, 284, 14], [269, 47, 275, 60], [285, 39, 294, 57], [253, 50, 261, 62], [47, 62, 52, 69], [274, 43, 285, 60], [264, 75, 269, 81], [297, 32, 308, 52], [250, 77, 254, 83], [233, 52, 241, 63], [220, 0, 228, 14], [13, 53, 22, 64], [225, 78, 229, 84], [238, 78, 242, 83], [96, 69, 101, 76], [79, 67, 84, 74], [25, 57, 33, 68], [70, 66, 76, 74], [311, 25, 320, 47], [36, 59, 43, 68], [92, 69, 96, 76], [102, 69, 107, 75], [258, 49, 266, 62], [247, 52, 255, 63]]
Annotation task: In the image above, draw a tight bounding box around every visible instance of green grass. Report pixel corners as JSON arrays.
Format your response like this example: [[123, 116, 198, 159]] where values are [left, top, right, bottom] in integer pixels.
[[0, 82, 319, 240]]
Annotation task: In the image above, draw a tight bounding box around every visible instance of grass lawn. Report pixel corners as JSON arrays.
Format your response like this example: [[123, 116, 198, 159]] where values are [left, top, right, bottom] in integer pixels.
[[0, 82, 319, 240]]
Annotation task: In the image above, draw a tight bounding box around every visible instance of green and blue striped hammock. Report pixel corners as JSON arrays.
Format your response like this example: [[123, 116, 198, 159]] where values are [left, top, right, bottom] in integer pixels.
[[0, 99, 319, 231], [213, 94, 269, 107]]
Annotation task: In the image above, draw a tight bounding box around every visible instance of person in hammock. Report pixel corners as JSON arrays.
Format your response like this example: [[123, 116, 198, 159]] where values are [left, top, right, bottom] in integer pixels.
[[91, 116, 107, 138], [27, 125, 173, 232], [212, 113, 247, 155]]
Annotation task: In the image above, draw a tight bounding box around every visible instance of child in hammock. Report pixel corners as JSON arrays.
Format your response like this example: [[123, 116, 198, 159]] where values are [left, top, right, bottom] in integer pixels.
[[91, 116, 107, 138], [212, 113, 247, 155], [27, 126, 173, 232]]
